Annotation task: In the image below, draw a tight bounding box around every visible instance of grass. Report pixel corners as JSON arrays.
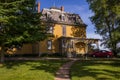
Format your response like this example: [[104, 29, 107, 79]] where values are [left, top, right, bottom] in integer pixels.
[[71, 59, 120, 80], [0, 60, 67, 80]]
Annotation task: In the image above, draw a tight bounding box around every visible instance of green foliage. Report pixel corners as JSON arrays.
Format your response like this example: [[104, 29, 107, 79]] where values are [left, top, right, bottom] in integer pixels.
[[71, 60, 120, 80], [0, 0, 48, 62], [86, 0, 120, 55], [0, 0, 47, 48], [0, 60, 67, 80]]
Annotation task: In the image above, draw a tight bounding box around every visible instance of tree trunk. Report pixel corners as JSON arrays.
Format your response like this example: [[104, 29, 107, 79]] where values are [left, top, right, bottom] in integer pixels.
[[38, 42, 41, 57], [111, 23, 118, 57], [105, 17, 117, 56], [0, 49, 5, 63], [0, 46, 6, 63], [112, 43, 117, 57]]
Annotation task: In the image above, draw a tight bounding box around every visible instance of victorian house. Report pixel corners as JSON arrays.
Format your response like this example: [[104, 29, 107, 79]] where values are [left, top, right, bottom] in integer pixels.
[[14, 2, 99, 57]]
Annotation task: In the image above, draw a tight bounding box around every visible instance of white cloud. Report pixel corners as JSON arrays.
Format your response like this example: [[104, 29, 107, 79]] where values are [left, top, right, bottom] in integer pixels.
[[87, 33, 111, 50], [87, 33, 102, 39]]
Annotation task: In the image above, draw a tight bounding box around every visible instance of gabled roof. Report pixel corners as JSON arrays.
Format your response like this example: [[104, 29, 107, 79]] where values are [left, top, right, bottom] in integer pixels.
[[41, 7, 87, 27]]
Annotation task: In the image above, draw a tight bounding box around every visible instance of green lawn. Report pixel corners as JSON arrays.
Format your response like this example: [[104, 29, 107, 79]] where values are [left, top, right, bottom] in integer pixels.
[[71, 59, 120, 80], [0, 60, 67, 80]]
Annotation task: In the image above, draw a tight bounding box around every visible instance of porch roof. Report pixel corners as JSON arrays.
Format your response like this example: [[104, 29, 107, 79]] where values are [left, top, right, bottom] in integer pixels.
[[58, 36, 100, 44]]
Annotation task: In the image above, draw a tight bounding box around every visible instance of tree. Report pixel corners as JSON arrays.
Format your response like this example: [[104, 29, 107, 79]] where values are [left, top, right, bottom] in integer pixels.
[[0, 0, 47, 63], [86, 0, 120, 56]]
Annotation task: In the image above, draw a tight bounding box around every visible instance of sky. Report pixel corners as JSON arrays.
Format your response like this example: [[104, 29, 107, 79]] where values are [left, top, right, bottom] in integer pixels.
[[36, 0, 106, 49]]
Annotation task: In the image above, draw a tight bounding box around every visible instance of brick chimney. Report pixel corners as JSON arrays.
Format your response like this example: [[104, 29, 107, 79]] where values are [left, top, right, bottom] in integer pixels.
[[61, 6, 64, 11], [38, 2, 40, 13]]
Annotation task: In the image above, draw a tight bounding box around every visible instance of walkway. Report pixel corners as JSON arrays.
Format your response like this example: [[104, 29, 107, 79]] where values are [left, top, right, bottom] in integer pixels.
[[5, 57, 78, 80], [55, 59, 78, 80]]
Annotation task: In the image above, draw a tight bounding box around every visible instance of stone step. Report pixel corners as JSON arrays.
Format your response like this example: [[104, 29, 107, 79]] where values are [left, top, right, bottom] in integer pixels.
[[55, 77, 70, 80], [59, 67, 70, 70], [55, 74, 70, 78], [56, 71, 70, 75], [55, 60, 77, 80]]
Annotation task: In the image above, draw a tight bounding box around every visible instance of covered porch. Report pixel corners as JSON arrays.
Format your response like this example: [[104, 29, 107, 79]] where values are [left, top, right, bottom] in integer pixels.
[[58, 36, 99, 57]]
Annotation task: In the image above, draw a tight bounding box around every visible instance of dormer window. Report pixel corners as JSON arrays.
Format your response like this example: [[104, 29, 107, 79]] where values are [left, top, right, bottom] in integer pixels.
[[46, 26, 54, 34], [61, 14, 65, 21], [47, 12, 51, 18]]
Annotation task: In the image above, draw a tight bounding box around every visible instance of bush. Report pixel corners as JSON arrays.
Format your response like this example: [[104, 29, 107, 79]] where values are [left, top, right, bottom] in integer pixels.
[[5, 53, 39, 57], [40, 53, 66, 57]]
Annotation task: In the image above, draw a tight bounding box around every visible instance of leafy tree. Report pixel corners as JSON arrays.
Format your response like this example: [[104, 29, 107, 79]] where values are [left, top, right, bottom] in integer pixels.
[[0, 0, 47, 63], [86, 0, 120, 56]]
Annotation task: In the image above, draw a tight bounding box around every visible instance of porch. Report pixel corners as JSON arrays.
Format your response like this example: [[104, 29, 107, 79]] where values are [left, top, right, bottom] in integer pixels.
[[58, 36, 99, 57]]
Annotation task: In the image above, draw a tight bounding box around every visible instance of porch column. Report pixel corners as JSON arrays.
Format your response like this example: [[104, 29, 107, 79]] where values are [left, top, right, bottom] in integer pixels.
[[61, 39, 64, 54], [96, 41, 99, 49], [61, 39, 66, 54], [67, 40, 72, 58], [86, 43, 88, 54]]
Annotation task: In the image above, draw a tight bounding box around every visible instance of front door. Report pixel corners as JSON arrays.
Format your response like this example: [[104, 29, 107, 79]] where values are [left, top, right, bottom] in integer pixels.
[[75, 42, 86, 54]]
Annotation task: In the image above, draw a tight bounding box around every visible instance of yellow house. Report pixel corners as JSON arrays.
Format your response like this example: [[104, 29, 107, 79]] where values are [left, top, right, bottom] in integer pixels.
[[14, 3, 99, 57]]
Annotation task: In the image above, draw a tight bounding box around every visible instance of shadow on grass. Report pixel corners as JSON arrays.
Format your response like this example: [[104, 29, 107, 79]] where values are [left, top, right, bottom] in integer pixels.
[[0, 60, 27, 69], [71, 59, 120, 80], [29, 60, 66, 74], [1, 60, 67, 75]]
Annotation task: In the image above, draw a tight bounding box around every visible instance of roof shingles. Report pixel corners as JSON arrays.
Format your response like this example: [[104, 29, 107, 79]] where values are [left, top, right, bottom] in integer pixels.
[[41, 7, 87, 26]]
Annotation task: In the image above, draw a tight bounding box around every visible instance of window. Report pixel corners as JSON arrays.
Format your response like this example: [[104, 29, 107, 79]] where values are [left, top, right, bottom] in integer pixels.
[[62, 39, 66, 48], [46, 26, 53, 34], [47, 40, 52, 50], [62, 25, 66, 36], [47, 12, 51, 18], [61, 14, 65, 21]]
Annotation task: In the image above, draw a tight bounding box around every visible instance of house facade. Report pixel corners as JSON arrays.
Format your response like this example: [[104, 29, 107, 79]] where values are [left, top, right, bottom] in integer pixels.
[[13, 3, 99, 57]]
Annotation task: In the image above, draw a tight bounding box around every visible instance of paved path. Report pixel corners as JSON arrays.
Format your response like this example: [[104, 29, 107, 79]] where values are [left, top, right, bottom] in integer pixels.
[[5, 57, 78, 80], [55, 59, 78, 80]]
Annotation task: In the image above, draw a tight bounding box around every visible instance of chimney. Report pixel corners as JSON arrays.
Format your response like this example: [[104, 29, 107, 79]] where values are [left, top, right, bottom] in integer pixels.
[[61, 6, 64, 11], [38, 2, 40, 13]]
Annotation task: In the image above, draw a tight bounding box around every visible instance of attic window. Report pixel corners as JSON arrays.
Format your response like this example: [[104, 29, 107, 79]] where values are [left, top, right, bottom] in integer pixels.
[[47, 12, 51, 18], [61, 14, 65, 21]]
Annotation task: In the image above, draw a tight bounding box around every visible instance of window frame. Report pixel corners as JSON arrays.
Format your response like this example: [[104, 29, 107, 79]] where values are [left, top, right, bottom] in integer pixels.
[[47, 40, 52, 50], [61, 14, 65, 21], [62, 25, 66, 36]]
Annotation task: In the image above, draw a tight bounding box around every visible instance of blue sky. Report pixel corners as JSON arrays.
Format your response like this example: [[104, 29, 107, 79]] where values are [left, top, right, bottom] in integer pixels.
[[36, 0, 106, 49]]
